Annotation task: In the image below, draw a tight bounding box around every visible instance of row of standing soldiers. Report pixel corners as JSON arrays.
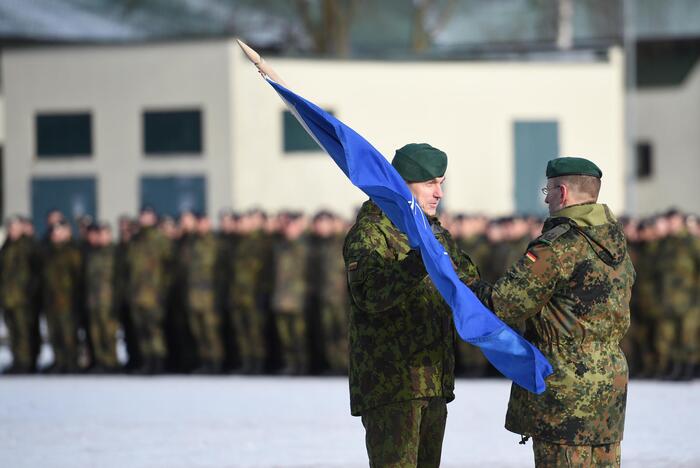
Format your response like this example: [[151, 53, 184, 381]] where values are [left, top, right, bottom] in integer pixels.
[[2, 206, 699, 379], [0, 207, 349, 375]]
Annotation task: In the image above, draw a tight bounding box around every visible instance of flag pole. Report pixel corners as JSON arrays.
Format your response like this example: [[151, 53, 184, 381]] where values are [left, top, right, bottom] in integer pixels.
[[236, 39, 288, 87]]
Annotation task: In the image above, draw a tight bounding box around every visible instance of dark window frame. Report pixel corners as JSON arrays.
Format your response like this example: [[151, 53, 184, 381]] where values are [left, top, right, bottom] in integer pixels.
[[143, 108, 204, 157], [35, 111, 93, 158], [636, 141, 654, 179]]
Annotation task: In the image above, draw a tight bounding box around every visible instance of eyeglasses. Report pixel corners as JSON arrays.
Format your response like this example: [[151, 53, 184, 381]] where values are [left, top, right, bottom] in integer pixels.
[[541, 185, 561, 196]]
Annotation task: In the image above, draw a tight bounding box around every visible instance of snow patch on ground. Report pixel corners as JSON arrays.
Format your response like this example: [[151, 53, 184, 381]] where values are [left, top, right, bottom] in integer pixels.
[[0, 377, 698, 467]]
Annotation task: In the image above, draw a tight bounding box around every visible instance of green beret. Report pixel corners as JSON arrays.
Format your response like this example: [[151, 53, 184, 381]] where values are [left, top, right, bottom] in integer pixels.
[[546, 157, 602, 179], [392, 143, 447, 182]]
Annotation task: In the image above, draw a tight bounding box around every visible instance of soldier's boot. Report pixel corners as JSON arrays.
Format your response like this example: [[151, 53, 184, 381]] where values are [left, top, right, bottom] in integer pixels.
[[150, 357, 165, 375], [663, 360, 684, 381], [249, 357, 265, 375]]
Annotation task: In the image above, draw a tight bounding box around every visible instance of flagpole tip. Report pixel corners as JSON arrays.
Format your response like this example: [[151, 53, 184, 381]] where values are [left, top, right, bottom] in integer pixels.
[[236, 38, 261, 64]]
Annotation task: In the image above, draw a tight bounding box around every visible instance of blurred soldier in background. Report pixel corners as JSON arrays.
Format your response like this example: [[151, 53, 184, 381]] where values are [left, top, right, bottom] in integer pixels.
[[217, 210, 240, 371], [84, 223, 119, 373], [42, 220, 83, 373], [656, 209, 700, 380], [312, 211, 349, 374], [230, 209, 268, 374], [126, 206, 172, 374], [115, 215, 139, 370], [272, 213, 310, 375], [0, 216, 39, 373], [186, 214, 224, 373]]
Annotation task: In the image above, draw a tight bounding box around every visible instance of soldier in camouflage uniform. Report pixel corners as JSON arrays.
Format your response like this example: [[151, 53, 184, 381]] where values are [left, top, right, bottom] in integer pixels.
[[655, 209, 700, 380], [344, 144, 480, 467], [126, 207, 172, 374], [469, 158, 635, 467], [186, 214, 224, 373], [42, 221, 83, 373], [272, 213, 310, 375], [0, 216, 39, 373], [230, 209, 268, 374], [84, 223, 119, 372]]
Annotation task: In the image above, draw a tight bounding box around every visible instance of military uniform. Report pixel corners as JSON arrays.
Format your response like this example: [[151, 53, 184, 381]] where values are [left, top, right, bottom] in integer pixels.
[[344, 199, 479, 466], [187, 231, 224, 372], [655, 230, 700, 378], [42, 240, 83, 372], [272, 234, 310, 374], [84, 243, 119, 370], [126, 225, 171, 373], [230, 230, 268, 373], [317, 232, 350, 373], [0, 235, 39, 372], [471, 203, 635, 464]]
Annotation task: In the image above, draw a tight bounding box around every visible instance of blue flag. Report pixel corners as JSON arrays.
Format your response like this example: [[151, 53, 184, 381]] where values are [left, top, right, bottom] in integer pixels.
[[269, 79, 553, 394]]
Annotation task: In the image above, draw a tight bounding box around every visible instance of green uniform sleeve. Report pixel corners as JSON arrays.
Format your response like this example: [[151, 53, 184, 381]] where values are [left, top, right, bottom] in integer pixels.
[[471, 242, 562, 328], [345, 226, 428, 314]]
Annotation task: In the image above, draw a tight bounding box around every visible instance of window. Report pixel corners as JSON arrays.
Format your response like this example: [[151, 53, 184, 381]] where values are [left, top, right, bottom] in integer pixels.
[[283, 109, 333, 153], [636, 142, 653, 179], [36, 113, 92, 157], [144, 110, 202, 155], [31, 177, 96, 236], [140, 176, 206, 217], [513, 121, 559, 216]]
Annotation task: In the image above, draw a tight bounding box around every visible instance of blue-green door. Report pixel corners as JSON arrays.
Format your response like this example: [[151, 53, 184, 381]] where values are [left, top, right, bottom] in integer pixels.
[[140, 176, 206, 217], [31, 177, 97, 236], [514, 121, 559, 216]]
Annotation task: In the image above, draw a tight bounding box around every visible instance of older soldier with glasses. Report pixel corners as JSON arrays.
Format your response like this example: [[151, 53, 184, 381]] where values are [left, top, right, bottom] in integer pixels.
[[470, 157, 635, 468]]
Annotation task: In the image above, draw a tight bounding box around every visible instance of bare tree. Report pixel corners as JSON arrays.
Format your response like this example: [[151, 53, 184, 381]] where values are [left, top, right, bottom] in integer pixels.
[[411, 0, 456, 53], [294, 0, 360, 56]]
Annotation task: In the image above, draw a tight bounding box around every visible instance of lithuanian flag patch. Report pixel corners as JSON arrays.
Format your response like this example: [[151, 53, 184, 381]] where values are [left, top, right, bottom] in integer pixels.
[[525, 251, 537, 263]]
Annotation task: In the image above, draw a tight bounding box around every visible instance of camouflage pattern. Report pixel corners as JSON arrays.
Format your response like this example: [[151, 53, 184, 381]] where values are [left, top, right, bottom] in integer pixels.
[[655, 230, 700, 373], [230, 230, 268, 372], [317, 233, 349, 373], [0, 235, 39, 371], [272, 235, 309, 373], [533, 439, 621, 468], [84, 244, 119, 368], [471, 203, 635, 445], [126, 226, 171, 363], [42, 241, 83, 372], [186, 231, 224, 367], [343, 200, 480, 416], [361, 397, 447, 468]]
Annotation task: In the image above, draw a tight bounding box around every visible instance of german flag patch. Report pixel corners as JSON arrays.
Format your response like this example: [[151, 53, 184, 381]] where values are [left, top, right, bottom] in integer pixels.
[[525, 251, 537, 263]]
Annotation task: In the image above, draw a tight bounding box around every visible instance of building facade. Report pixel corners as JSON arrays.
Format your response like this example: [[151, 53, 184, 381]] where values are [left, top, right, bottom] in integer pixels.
[[2, 39, 625, 230]]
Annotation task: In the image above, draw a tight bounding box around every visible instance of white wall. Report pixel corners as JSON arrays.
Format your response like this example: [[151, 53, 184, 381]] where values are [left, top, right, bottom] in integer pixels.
[[0, 95, 5, 145], [2, 40, 233, 226], [634, 62, 700, 216], [231, 47, 625, 217], [2, 40, 626, 224]]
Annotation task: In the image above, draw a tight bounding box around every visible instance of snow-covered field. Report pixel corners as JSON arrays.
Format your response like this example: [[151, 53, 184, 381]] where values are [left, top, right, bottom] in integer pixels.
[[0, 376, 698, 467]]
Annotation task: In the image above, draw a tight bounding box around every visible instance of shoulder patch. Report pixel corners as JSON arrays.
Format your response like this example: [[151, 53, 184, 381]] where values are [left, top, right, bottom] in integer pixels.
[[530, 223, 572, 247]]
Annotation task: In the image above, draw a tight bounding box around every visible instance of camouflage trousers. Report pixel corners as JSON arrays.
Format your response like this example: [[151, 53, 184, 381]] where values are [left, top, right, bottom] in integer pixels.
[[130, 305, 166, 359], [87, 306, 119, 368], [188, 306, 224, 364], [320, 302, 348, 372], [232, 304, 266, 368], [275, 312, 308, 373], [361, 397, 447, 468], [655, 313, 700, 370], [533, 439, 620, 468], [3, 306, 35, 370], [46, 308, 78, 371]]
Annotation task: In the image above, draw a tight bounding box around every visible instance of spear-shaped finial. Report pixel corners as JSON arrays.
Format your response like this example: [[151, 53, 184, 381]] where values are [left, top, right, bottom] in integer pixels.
[[236, 39, 287, 86]]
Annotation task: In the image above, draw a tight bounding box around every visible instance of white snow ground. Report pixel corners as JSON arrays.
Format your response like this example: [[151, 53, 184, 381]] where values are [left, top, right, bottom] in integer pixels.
[[0, 376, 698, 468]]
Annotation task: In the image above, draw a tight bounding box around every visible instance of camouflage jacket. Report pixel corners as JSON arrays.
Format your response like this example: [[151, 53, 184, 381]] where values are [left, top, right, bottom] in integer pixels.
[[271, 236, 309, 314], [42, 241, 83, 314], [656, 231, 700, 318], [126, 226, 171, 309], [471, 203, 635, 444], [85, 245, 116, 313], [344, 200, 479, 416], [231, 230, 267, 310], [0, 236, 39, 309], [316, 234, 348, 307], [187, 233, 218, 311]]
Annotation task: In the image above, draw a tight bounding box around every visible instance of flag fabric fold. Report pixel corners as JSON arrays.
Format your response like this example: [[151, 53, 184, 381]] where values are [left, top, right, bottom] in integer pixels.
[[269, 79, 553, 394]]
